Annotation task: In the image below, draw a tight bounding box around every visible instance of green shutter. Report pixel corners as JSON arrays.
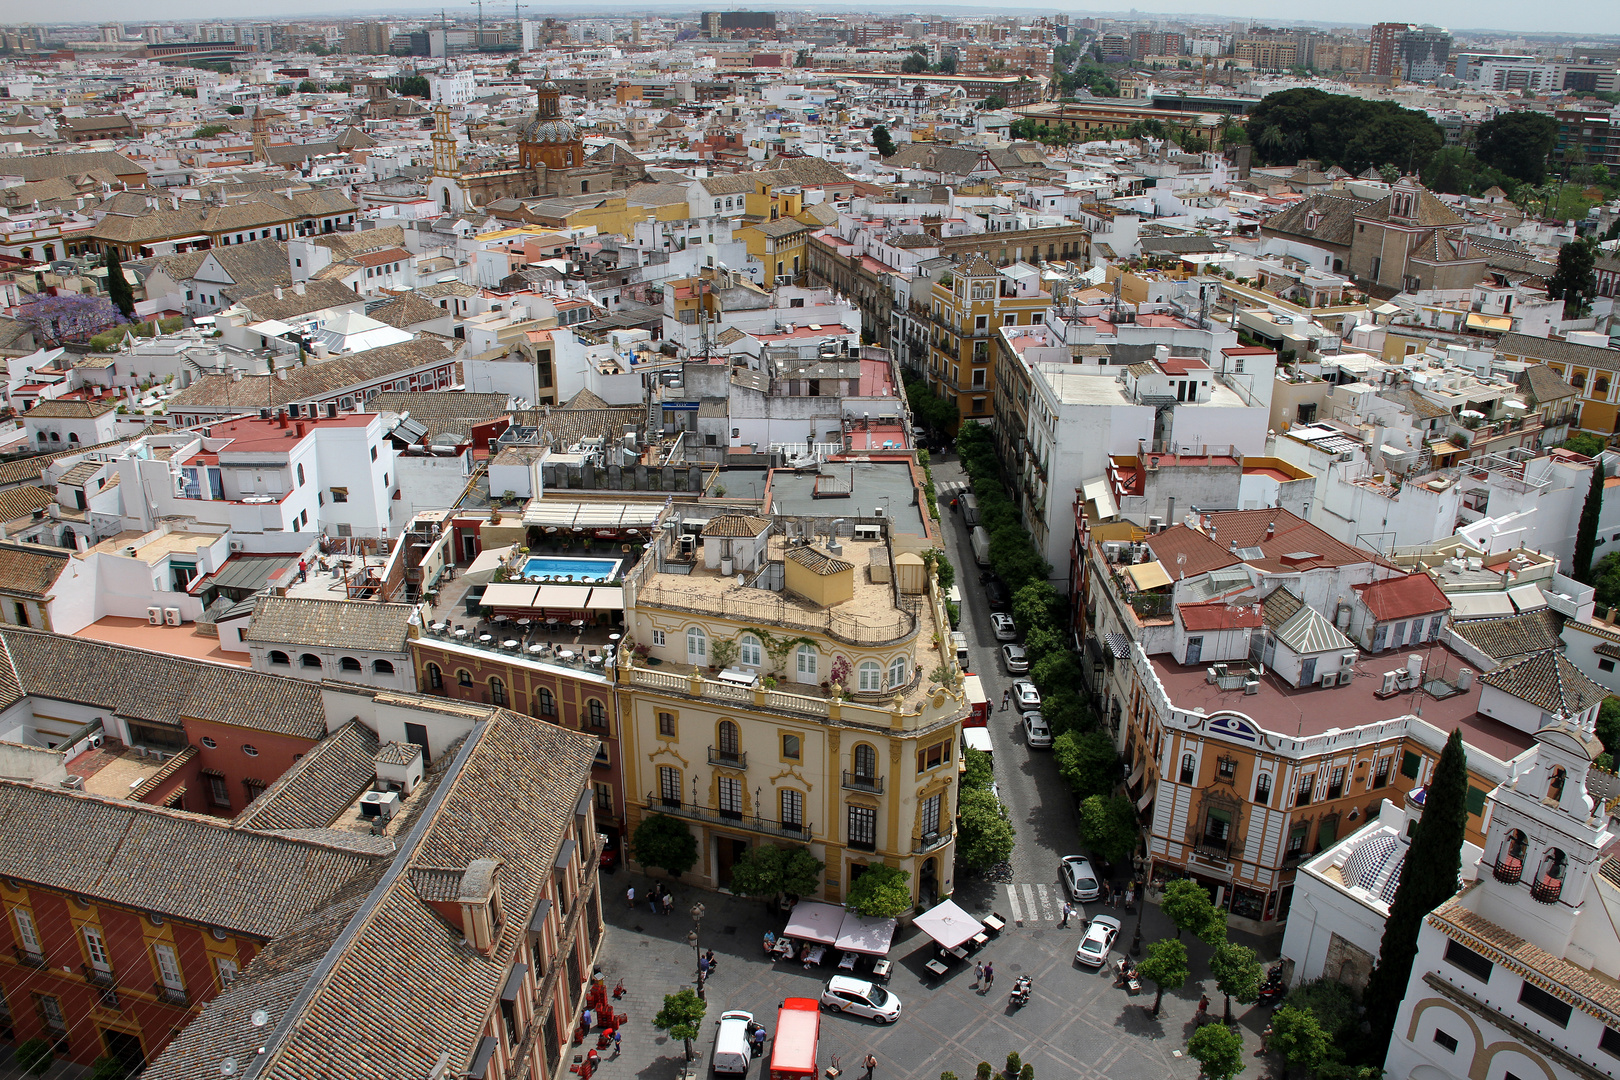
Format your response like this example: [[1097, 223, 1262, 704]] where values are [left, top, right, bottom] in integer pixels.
[[1401, 751, 1422, 779], [1466, 786, 1487, 816], [1317, 817, 1339, 847]]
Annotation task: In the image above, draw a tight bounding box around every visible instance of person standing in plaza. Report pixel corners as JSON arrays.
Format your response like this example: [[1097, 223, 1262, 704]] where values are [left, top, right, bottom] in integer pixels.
[[626, 885, 635, 910], [974, 959, 984, 987], [982, 962, 994, 992], [863, 1053, 877, 1080], [1060, 901, 1072, 928], [1125, 882, 1136, 910], [1258, 1022, 1273, 1055], [1001, 689, 1011, 712]]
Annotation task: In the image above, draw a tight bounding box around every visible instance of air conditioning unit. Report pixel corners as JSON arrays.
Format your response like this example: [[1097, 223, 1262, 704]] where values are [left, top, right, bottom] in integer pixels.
[[359, 790, 402, 821], [229, 540, 245, 552], [61, 775, 84, 790], [1337, 671, 1354, 686], [1340, 651, 1357, 668], [164, 608, 181, 626], [1319, 672, 1336, 688], [147, 606, 164, 625], [89, 734, 103, 748], [1380, 670, 1400, 695], [873, 506, 885, 518], [1243, 679, 1260, 695]]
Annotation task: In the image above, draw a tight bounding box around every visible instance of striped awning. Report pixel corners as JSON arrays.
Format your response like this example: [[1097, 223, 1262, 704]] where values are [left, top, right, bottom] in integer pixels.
[[1106, 633, 1132, 659]]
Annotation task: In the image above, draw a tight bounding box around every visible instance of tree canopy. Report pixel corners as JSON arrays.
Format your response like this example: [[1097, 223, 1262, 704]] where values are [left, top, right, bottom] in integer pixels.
[[1209, 940, 1263, 1022], [632, 813, 699, 877], [652, 987, 707, 1061], [1473, 112, 1558, 185], [1161, 879, 1224, 942], [1187, 1023, 1245, 1080], [956, 786, 1016, 870], [1136, 938, 1189, 1017], [872, 124, 896, 159], [727, 844, 823, 907], [1270, 1005, 1330, 1078], [1575, 456, 1604, 582], [1244, 88, 1443, 174], [1078, 794, 1137, 866], [1547, 237, 1600, 319], [844, 864, 912, 917]]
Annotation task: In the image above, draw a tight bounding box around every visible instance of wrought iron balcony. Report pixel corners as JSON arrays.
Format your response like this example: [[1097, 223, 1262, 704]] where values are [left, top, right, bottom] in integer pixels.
[[643, 795, 811, 841], [707, 746, 746, 768], [155, 984, 188, 1007], [841, 770, 884, 794]]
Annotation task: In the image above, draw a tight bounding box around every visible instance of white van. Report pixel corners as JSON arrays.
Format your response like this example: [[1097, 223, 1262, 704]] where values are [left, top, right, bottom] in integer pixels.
[[949, 631, 969, 668], [712, 1010, 754, 1075]]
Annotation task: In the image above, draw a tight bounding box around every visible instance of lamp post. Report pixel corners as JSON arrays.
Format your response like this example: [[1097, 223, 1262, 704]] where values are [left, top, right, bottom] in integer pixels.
[[689, 902, 706, 965], [1129, 850, 1146, 957]]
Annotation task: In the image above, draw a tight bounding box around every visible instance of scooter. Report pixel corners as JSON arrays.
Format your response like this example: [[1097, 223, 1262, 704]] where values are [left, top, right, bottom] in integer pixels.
[[1256, 965, 1286, 1007], [1009, 975, 1032, 1008]]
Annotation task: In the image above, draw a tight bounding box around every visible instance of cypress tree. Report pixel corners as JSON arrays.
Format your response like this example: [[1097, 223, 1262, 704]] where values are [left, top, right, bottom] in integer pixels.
[[104, 249, 136, 320], [1575, 458, 1604, 582], [1362, 728, 1470, 1050]]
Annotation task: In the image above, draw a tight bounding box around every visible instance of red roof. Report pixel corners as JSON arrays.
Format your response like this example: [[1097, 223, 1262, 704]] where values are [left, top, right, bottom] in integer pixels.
[[1352, 572, 1450, 621], [354, 247, 410, 267], [1177, 600, 1264, 631], [1145, 509, 1387, 578]]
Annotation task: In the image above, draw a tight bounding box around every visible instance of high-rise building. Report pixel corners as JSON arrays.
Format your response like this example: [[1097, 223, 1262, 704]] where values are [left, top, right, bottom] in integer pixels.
[[1369, 21, 1411, 78], [1399, 26, 1452, 82]]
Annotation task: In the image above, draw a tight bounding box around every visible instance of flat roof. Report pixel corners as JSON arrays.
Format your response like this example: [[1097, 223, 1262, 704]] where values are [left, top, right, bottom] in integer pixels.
[[767, 461, 926, 536]]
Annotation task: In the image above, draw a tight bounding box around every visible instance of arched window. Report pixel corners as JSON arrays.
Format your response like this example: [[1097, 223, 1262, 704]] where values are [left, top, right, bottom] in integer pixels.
[[687, 626, 708, 665], [457, 669, 472, 687], [1495, 828, 1527, 883], [888, 655, 907, 688], [48, 432, 59, 442], [1254, 773, 1272, 805], [1599, 378, 1611, 397], [68, 433, 79, 444], [489, 677, 507, 707], [717, 720, 740, 761], [587, 699, 606, 727], [300, 653, 321, 669], [269, 650, 290, 666], [296, 463, 305, 486], [1572, 372, 1587, 389], [796, 644, 817, 680], [427, 663, 443, 689], [373, 659, 394, 674], [537, 687, 555, 716], [1533, 847, 1568, 903], [1548, 766, 1566, 803], [739, 635, 762, 667], [858, 661, 882, 692], [853, 743, 877, 780], [339, 657, 362, 672]]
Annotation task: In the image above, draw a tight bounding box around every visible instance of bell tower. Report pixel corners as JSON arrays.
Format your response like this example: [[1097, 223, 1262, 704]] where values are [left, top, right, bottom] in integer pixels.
[[431, 103, 459, 179]]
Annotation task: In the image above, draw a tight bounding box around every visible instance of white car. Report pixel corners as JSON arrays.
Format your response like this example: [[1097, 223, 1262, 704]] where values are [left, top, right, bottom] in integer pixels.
[[711, 1010, 755, 1074], [1061, 855, 1101, 902], [991, 612, 1019, 642], [1023, 711, 1051, 749], [1012, 680, 1041, 712], [1075, 915, 1122, 967], [819, 975, 902, 1023], [1001, 644, 1029, 674]]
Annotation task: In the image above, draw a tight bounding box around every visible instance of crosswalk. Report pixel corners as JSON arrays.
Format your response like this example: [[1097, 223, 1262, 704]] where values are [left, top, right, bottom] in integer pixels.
[[1002, 883, 1072, 924]]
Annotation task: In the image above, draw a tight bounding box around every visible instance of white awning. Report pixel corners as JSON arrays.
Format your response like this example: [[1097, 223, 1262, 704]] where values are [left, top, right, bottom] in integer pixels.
[[914, 899, 982, 950], [962, 727, 993, 753], [1136, 782, 1156, 812], [483, 583, 540, 608], [535, 584, 594, 609], [585, 588, 624, 611], [1508, 583, 1547, 612], [1081, 476, 1119, 521], [1449, 591, 1515, 618], [783, 899, 844, 945], [834, 912, 897, 956]]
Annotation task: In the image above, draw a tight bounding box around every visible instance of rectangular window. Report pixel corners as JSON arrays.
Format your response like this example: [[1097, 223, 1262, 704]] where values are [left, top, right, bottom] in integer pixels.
[[1443, 940, 1493, 983], [1372, 624, 1388, 651], [1602, 659, 1616, 673], [652, 629, 666, 647], [1401, 751, 1422, 780], [781, 789, 803, 831], [1218, 757, 1236, 780], [330, 487, 348, 503], [34, 994, 65, 1034], [154, 942, 184, 990], [83, 926, 110, 972], [1427, 615, 1443, 640], [208, 775, 230, 807], [594, 782, 613, 812], [921, 794, 941, 837], [1433, 1029, 1458, 1053], [782, 734, 800, 760], [1374, 757, 1392, 788], [1601, 1026, 1620, 1058], [659, 766, 681, 808], [1327, 767, 1345, 800], [917, 741, 948, 773], [848, 805, 877, 851], [13, 909, 39, 955], [658, 711, 676, 737], [718, 776, 742, 819], [1296, 773, 1315, 807], [1285, 822, 1309, 858], [1202, 808, 1232, 850], [1519, 981, 1573, 1027], [215, 957, 239, 987], [1254, 773, 1271, 805]]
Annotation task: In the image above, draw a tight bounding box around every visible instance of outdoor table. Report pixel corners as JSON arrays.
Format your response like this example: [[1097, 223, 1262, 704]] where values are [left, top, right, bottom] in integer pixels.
[[971, 932, 990, 947], [608, 633, 621, 642], [430, 622, 445, 633], [872, 959, 892, 982], [837, 952, 857, 971], [924, 959, 949, 977], [517, 618, 532, 628], [571, 619, 586, 630], [479, 634, 493, 644], [802, 945, 826, 968], [982, 914, 1006, 933], [559, 650, 576, 660], [504, 640, 519, 649], [948, 945, 969, 960], [587, 655, 603, 666], [454, 629, 468, 638], [529, 645, 545, 655]]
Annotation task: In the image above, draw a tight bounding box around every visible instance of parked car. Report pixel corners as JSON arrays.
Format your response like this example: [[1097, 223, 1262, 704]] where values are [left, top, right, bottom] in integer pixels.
[[1061, 855, 1101, 902], [819, 976, 902, 1023], [1012, 680, 1041, 711], [984, 579, 1010, 610], [1023, 711, 1051, 749], [1001, 644, 1028, 674], [991, 613, 1018, 642], [1075, 915, 1122, 967], [712, 1010, 755, 1074]]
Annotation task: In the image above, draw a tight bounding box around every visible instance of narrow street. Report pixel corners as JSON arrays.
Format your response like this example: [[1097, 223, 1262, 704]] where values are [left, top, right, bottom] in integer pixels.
[[929, 455, 1085, 911]]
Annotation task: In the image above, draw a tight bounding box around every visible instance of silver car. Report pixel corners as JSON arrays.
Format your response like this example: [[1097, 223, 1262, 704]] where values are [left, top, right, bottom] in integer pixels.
[[1001, 644, 1029, 674], [1023, 712, 1051, 749], [1012, 680, 1041, 712], [1075, 915, 1122, 967], [1061, 855, 1101, 902], [991, 612, 1018, 642]]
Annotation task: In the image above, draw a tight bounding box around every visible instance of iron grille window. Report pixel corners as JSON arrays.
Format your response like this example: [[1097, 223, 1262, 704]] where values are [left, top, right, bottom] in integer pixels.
[[781, 789, 803, 831], [848, 806, 876, 851], [658, 766, 681, 808]]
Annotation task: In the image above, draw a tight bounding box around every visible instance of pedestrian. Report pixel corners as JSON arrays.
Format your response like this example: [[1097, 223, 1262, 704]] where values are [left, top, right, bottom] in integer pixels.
[[698, 954, 710, 977], [1125, 883, 1136, 910], [583, 1007, 595, 1030], [662, 891, 674, 916], [1060, 901, 1072, 928], [612, 1028, 622, 1056], [1196, 994, 1210, 1024], [704, 948, 717, 973], [586, 1049, 600, 1078], [1101, 881, 1112, 906], [751, 1027, 766, 1059], [626, 885, 636, 910], [974, 959, 984, 987], [1001, 689, 1010, 712], [1258, 1022, 1273, 1055], [649, 890, 659, 914], [863, 1053, 877, 1080], [983, 962, 995, 991]]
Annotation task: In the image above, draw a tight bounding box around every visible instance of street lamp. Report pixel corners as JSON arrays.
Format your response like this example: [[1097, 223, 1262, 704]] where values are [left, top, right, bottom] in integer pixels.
[[689, 902, 706, 964], [1129, 852, 1146, 957]]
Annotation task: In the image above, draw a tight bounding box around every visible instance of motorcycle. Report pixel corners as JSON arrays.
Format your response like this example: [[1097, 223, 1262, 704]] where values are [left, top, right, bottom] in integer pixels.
[[1009, 975, 1032, 1008], [1256, 965, 1287, 1007]]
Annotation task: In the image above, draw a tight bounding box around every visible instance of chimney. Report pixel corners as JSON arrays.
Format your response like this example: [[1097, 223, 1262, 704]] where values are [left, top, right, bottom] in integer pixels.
[[294, 421, 305, 438], [1265, 521, 1275, 540], [1608, 606, 1618, 626], [293, 281, 305, 295], [278, 409, 289, 429], [274, 285, 283, 300]]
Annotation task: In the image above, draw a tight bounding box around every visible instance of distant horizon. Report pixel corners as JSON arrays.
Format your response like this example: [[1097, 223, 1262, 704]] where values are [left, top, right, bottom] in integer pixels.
[[0, 3, 1617, 38]]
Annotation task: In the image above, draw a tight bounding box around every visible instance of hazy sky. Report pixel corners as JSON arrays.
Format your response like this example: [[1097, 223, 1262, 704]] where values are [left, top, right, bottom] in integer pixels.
[[0, 3, 1616, 37]]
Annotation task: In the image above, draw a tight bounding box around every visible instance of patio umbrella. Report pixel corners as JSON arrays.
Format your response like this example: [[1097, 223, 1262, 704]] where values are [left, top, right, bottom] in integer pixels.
[[914, 899, 982, 950]]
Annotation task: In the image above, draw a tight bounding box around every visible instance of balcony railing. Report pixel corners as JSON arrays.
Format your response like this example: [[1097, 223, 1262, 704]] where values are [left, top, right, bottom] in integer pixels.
[[912, 829, 952, 854], [1530, 874, 1563, 904], [708, 746, 746, 768], [155, 985, 188, 1007], [842, 770, 884, 794], [644, 796, 813, 841], [1492, 856, 1522, 885], [12, 947, 44, 968]]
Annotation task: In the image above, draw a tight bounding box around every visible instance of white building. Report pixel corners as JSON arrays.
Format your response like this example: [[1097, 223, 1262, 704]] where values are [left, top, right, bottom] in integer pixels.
[[244, 594, 417, 691]]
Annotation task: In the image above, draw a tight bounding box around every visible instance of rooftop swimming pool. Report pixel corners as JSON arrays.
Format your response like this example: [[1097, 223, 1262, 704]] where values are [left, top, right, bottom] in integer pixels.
[[521, 556, 624, 582]]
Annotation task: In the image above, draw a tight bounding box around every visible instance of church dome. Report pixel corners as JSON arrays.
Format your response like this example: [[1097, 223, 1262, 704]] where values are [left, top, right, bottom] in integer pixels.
[[519, 116, 578, 143]]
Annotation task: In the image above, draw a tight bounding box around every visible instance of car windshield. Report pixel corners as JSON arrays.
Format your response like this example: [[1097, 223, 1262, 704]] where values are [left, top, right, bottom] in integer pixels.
[[865, 985, 889, 1006], [1081, 938, 1103, 952]]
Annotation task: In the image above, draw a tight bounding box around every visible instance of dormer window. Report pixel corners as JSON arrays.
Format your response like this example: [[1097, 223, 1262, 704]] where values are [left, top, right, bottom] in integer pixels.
[[1305, 211, 1321, 231]]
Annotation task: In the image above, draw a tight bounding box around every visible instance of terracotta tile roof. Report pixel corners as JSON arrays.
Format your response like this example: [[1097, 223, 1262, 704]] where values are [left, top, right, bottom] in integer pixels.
[[1449, 609, 1564, 663], [1177, 599, 1264, 631], [1497, 332, 1620, 372], [1430, 895, 1620, 1023], [1150, 508, 1387, 577], [0, 781, 384, 936], [0, 437, 128, 487], [368, 391, 510, 440], [0, 541, 70, 598], [1353, 572, 1450, 621], [0, 486, 54, 521], [784, 544, 853, 576], [245, 595, 416, 652], [24, 398, 117, 419], [167, 338, 457, 412], [408, 865, 466, 901], [233, 719, 382, 831], [0, 627, 329, 738], [367, 292, 447, 329], [1480, 650, 1607, 717], [235, 279, 365, 322], [701, 513, 771, 538], [1522, 364, 1578, 404]]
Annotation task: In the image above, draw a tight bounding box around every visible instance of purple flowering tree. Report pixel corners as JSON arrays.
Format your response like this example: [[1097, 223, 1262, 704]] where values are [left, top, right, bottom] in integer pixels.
[[18, 293, 126, 345]]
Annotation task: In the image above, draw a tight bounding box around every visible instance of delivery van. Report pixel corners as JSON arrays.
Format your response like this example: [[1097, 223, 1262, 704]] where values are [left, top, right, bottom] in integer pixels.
[[769, 998, 821, 1080], [963, 673, 989, 727], [712, 1010, 754, 1075]]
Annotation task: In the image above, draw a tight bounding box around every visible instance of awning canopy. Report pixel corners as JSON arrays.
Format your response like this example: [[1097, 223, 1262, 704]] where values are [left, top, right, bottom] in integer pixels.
[[1508, 583, 1547, 611], [1136, 782, 1156, 812], [586, 589, 625, 611], [1125, 561, 1173, 591], [914, 899, 982, 950], [483, 583, 540, 608], [522, 501, 666, 531], [466, 544, 515, 579], [1450, 591, 1515, 618], [535, 584, 594, 609], [962, 727, 993, 753], [835, 912, 897, 956], [783, 899, 844, 945]]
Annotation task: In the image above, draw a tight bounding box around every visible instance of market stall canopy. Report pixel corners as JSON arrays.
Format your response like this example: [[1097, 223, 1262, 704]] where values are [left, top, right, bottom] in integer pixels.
[[914, 899, 982, 950], [835, 911, 897, 956], [783, 899, 844, 945]]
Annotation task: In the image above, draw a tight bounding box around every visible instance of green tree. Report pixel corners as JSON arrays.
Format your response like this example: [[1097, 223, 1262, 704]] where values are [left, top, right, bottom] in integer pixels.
[[1053, 729, 1118, 800], [397, 75, 430, 98], [796, 49, 811, 67], [91, 1056, 135, 1080], [1161, 879, 1220, 941], [1137, 938, 1189, 1017], [193, 124, 230, 138], [1473, 112, 1558, 185], [1208, 940, 1263, 1023], [632, 813, 699, 877], [103, 249, 136, 320], [298, 79, 320, 92], [901, 53, 929, 74], [1576, 457, 1605, 582], [1362, 729, 1469, 1049], [1269, 1006, 1330, 1080], [506, 58, 521, 75], [225, 104, 244, 115], [1598, 696, 1620, 760], [982, 95, 1006, 111], [872, 124, 896, 159], [14, 1041, 52, 1077], [1547, 236, 1600, 319], [1187, 1022, 1245, 1080], [652, 987, 707, 1061], [727, 844, 824, 908], [1591, 552, 1620, 611], [936, 54, 957, 75], [1078, 794, 1138, 866], [956, 787, 1015, 870], [844, 863, 912, 917], [961, 746, 995, 792], [1280, 979, 1360, 1044], [1562, 433, 1607, 457]]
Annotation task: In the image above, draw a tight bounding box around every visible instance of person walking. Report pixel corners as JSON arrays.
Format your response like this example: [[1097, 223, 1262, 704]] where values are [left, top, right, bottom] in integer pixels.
[[751, 1026, 766, 1059], [1125, 883, 1136, 910], [1196, 994, 1210, 1024], [1001, 689, 1011, 712], [863, 1053, 877, 1080], [698, 953, 711, 978], [1258, 1022, 1273, 1055], [626, 885, 636, 910], [1060, 901, 1072, 928], [974, 960, 984, 987], [982, 962, 995, 992], [612, 1028, 622, 1056]]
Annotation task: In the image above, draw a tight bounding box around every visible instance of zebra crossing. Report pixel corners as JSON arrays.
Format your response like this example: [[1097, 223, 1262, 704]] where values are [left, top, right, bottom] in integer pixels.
[[1002, 883, 1071, 924]]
